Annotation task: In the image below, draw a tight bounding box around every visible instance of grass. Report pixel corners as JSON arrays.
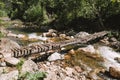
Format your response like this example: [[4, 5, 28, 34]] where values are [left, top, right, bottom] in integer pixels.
[[0, 32, 4, 38], [16, 59, 24, 72]]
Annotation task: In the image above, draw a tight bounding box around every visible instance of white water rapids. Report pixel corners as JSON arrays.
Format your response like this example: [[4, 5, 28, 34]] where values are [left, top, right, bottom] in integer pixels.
[[98, 46, 120, 70], [28, 33, 48, 41]]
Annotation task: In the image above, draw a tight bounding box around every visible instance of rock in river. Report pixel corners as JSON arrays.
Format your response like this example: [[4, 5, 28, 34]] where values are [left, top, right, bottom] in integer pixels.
[[114, 57, 120, 63], [48, 52, 64, 61], [78, 45, 96, 54], [109, 66, 120, 78]]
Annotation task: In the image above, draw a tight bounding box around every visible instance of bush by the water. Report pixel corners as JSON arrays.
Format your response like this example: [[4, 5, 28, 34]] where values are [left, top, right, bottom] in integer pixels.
[[1, 0, 120, 31], [0, 1, 7, 17]]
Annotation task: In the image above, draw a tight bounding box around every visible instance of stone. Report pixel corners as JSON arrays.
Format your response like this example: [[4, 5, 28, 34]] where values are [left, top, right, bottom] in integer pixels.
[[4, 57, 20, 66], [109, 37, 117, 42], [44, 71, 58, 80], [0, 67, 6, 74], [46, 62, 50, 66], [64, 55, 71, 60], [0, 38, 20, 52], [37, 61, 85, 80], [42, 29, 57, 37], [0, 53, 3, 58], [0, 62, 6, 67], [65, 36, 72, 40], [78, 45, 96, 53], [114, 57, 120, 63], [74, 31, 90, 38], [48, 29, 57, 33], [48, 52, 64, 61], [109, 66, 120, 78], [43, 32, 52, 37], [21, 36, 28, 40], [59, 34, 66, 38], [52, 33, 57, 37], [71, 36, 74, 39], [88, 69, 102, 80], [7, 31, 17, 37], [64, 77, 74, 80], [74, 66, 83, 73], [65, 67, 74, 76], [100, 37, 109, 45], [69, 49, 75, 55], [0, 70, 19, 80], [44, 32, 57, 37], [2, 53, 12, 58], [21, 60, 38, 74], [17, 34, 26, 38]]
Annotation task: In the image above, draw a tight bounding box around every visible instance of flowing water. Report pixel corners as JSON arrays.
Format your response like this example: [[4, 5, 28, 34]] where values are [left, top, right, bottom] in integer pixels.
[[98, 46, 120, 70], [28, 33, 48, 41]]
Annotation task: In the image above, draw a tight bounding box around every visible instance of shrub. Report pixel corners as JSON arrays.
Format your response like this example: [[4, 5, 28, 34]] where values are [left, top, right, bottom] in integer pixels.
[[19, 71, 47, 80]]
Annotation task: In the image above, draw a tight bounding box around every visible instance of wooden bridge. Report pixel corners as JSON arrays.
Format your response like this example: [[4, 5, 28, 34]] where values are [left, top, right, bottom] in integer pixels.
[[8, 31, 108, 58]]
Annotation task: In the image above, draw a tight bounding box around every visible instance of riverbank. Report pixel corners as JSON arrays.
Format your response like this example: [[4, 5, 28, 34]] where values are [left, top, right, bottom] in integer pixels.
[[0, 17, 120, 80]]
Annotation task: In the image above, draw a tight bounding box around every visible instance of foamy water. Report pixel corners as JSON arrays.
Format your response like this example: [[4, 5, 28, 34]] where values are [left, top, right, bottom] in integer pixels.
[[98, 46, 120, 70], [28, 33, 48, 41]]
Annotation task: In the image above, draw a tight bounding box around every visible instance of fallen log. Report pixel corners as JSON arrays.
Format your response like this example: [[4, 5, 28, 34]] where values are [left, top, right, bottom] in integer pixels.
[[59, 31, 108, 47]]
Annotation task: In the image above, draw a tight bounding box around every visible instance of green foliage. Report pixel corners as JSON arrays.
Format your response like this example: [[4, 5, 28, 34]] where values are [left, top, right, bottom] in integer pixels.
[[108, 30, 120, 41], [7, 0, 120, 30], [0, 1, 7, 17], [25, 72, 46, 80], [111, 0, 120, 2], [16, 59, 24, 71], [0, 32, 4, 38], [0, 10, 7, 17], [19, 71, 46, 80], [23, 3, 43, 22]]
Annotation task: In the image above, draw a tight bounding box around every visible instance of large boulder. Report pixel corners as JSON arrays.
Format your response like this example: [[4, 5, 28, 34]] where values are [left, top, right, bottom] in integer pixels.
[[109, 67, 120, 78], [21, 60, 38, 74], [0, 38, 20, 52]]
